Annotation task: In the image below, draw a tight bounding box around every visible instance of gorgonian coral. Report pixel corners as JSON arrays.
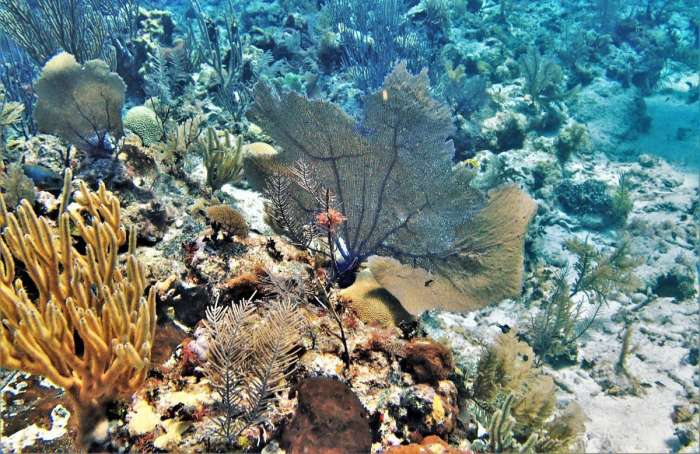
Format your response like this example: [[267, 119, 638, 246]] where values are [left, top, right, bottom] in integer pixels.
[[248, 64, 536, 313]]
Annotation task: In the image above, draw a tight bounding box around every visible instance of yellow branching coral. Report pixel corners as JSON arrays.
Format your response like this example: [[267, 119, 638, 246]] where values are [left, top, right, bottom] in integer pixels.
[[472, 332, 583, 452], [201, 127, 245, 191], [472, 331, 534, 403], [0, 170, 155, 444]]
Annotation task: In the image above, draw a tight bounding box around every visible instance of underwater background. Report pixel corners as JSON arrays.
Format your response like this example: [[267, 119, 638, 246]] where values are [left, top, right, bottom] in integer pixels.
[[0, 0, 698, 452]]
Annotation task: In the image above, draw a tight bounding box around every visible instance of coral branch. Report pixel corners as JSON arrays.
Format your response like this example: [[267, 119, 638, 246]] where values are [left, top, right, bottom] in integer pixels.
[[0, 169, 155, 445]]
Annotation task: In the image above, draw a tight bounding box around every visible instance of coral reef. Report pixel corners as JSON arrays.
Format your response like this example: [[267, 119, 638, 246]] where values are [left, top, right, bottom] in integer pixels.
[[653, 265, 698, 300], [0, 0, 698, 452], [556, 122, 590, 163], [401, 338, 454, 384]]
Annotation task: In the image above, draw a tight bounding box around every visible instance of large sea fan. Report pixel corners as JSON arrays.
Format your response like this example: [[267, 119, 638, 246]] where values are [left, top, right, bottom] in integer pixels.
[[248, 63, 536, 314]]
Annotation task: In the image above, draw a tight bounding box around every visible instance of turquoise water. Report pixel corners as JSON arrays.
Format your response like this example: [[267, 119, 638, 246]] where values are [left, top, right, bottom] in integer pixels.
[[0, 0, 698, 452]]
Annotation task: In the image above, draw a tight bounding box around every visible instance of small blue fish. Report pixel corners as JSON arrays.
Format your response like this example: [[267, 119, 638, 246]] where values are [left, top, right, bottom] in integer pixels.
[[85, 131, 117, 157], [22, 164, 63, 191], [353, 122, 376, 138]]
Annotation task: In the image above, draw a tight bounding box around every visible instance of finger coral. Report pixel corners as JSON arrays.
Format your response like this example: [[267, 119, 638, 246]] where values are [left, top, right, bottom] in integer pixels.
[[0, 170, 156, 445]]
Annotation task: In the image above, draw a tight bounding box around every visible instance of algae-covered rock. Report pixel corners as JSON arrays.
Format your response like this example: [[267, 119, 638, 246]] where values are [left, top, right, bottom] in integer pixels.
[[653, 265, 697, 301], [401, 338, 454, 384], [395, 381, 459, 438]]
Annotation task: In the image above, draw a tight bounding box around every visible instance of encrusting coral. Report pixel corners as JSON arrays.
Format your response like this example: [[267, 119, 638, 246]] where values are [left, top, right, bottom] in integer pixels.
[[280, 377, 372, 454], [0, 169, 156, 445], [401, 338, 454, 384]]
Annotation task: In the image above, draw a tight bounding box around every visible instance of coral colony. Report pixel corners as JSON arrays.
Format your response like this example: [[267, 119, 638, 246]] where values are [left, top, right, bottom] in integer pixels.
[[0, 0, 698, 452]]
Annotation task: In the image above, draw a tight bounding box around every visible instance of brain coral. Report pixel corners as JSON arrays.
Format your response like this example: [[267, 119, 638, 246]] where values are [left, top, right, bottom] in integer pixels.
[[206, 204, 249, 238], [338, 269, 413, 328], [124, 105, 162, 146]]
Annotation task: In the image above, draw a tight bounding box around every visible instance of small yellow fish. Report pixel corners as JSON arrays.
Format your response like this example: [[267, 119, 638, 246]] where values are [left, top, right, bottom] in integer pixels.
[[463, 157, 480, 169]]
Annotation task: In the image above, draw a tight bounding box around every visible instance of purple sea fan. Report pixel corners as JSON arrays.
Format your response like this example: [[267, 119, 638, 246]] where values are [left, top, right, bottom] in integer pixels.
[[248, 63, 536, 313]]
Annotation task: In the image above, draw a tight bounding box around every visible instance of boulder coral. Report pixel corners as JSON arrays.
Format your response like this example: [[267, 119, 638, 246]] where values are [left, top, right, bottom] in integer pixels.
[[338, 268, 414, 328], [206, 204, 249, 239]]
